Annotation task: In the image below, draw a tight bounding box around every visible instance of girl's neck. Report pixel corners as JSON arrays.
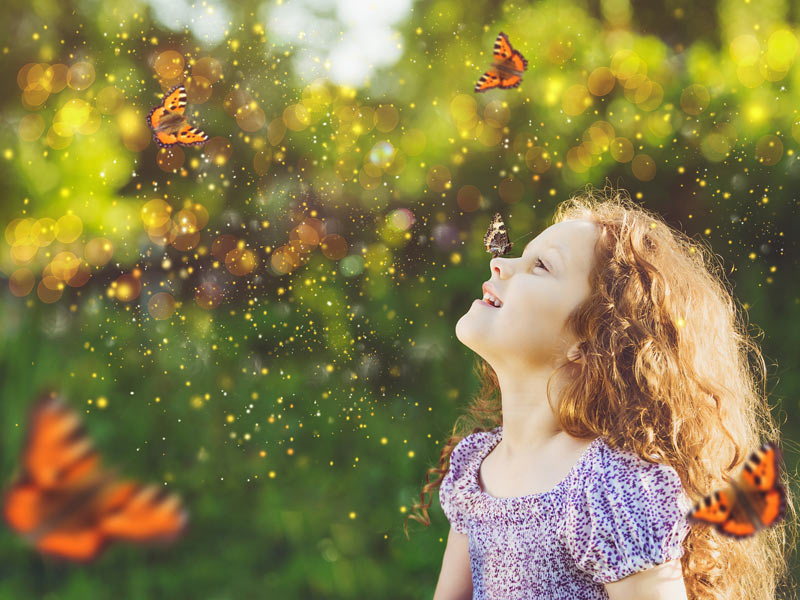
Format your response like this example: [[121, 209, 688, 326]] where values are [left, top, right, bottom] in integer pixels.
[[495, 367, 570, 455], [498, 408, 563, 457]]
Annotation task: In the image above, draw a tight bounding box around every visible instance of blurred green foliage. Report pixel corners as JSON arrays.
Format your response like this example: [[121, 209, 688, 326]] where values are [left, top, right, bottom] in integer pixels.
[[0, 0, 799, 597]]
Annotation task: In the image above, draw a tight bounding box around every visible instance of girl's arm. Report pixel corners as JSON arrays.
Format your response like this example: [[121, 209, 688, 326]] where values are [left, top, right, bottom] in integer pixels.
[[605, 558, 688, 600], [433, 526, 472, 600]]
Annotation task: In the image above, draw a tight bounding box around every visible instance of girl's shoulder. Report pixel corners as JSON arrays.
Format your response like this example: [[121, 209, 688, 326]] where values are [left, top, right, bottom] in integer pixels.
[[448, 427, 502, 474], [589, 437, 683, 479], [575, 436, 691, 512], [564, 439, 693, 581]]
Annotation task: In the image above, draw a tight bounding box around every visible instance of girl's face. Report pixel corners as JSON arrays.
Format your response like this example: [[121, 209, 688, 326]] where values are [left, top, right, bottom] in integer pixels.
[[455, 218, 600, 370]]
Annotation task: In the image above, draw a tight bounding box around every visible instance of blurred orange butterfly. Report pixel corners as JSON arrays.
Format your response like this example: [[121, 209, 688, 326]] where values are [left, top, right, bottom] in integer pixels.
[[474, 32, 528, 93], [3, 392, 188, 562], [146, 84, 209, 148], [687, 441, 787, 539]]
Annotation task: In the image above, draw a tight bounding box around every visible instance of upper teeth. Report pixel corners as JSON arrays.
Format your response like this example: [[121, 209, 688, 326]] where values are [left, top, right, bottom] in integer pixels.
[[483, 292, 502, 307]]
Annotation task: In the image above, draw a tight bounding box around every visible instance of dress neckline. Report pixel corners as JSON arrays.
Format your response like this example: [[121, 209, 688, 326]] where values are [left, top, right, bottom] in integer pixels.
[[474, 427, 602, 502]]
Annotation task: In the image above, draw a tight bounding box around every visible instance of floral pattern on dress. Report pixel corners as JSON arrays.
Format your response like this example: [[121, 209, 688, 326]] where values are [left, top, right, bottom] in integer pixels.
[[439, 427, 693, 599]]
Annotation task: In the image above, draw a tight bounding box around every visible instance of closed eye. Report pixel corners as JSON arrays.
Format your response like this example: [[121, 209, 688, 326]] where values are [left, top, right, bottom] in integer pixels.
[[533, 257, 548, 273]]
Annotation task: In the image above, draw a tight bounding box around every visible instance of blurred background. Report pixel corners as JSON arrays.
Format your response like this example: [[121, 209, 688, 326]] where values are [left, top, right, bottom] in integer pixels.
[[1, 0, 799, 597]]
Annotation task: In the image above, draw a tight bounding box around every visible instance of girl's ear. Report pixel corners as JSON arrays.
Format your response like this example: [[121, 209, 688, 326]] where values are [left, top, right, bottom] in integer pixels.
[[566, 342, 585, 364]]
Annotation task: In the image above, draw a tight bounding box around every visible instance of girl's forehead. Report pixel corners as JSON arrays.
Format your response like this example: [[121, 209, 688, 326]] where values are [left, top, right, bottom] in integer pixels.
[[523, 220, 592, 251]]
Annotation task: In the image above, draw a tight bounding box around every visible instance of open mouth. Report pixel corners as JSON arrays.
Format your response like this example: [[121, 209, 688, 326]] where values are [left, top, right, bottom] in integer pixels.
[[480, 293, 503, 308]]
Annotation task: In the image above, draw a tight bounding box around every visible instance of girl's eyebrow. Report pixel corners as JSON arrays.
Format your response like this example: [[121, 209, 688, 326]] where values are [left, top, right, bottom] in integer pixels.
[[523, 240, 568, 268]]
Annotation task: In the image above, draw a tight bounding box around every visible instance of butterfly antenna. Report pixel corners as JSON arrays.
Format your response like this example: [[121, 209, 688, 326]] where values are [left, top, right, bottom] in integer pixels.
[[510, 231, 537, 249]]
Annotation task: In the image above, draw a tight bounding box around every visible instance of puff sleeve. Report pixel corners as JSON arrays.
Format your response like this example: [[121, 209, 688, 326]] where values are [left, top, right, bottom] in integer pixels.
[[438, 436, 471, 535], [563, 446, 692, 584]]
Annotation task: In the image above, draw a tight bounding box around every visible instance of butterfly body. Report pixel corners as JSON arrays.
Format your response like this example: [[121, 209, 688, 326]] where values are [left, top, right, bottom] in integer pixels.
[[484, 212, 513, 257], [152, 110, 190, 135], [147, 84, 209, 148], [687, 442, 787, 539], [475, 33, 528, 93], [3, 392, 188, 561], [490, 56, 525, 79]]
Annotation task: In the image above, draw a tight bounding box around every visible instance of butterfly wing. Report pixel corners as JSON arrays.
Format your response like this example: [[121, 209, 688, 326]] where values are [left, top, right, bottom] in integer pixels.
[[147, 85, 188, 147], [754, 488, 788, 529], [688, 442, 787, 540], [147, 107, 180, 147], [147, 106, 178, 148], [508, 50, 528, 73], [483, 213, 513, 257], [499, 34, 527, 89], [737, 442, 787, 529], [741, 442, 782, 491], [477, 33, 527, 92], [498, 74, 522, 89], [146, 106, 167, 133], [499, 50, 527, 89], [147, 105, 179, 147], [475, 71, 502, 93], [29, 479, 187, 561], [483, 213, 502, 251], [162, 85, 187, 116], [33, 491, 109, 562], [3, 392, 188, 562], [717, 495, 759, 538], [3, 393, 109, 560], [687, 485, 756, 536], [30, 479, 142, 561], [101, 483, 188, 543], [17, 393, 101, 490], [176, 123, 209, 147], [494, 32, 514, 61]]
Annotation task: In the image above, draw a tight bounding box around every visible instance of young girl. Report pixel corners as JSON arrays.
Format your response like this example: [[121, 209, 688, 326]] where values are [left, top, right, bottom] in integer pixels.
[[407, 186, 796, 600]]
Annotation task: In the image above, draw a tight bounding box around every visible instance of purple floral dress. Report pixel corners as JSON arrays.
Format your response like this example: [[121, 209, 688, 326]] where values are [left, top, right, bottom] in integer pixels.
[[439, 427, 692, 599]]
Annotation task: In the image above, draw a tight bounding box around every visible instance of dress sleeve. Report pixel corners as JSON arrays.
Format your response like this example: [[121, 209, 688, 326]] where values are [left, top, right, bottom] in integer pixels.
[[438, 436, 471, 535], [563, 447, 692, 584]]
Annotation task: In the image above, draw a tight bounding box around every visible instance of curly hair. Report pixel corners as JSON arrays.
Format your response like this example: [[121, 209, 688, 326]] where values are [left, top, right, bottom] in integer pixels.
[[406, 183, 798, 600]]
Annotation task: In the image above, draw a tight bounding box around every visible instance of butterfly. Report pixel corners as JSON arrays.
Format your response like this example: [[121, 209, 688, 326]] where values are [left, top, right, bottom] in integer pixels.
[[146, 84, 209, 148], [2, 391, 188, 562], [686, 441, 787, 539], [484, 212, 513, 258], [474, 32, 528, 93]]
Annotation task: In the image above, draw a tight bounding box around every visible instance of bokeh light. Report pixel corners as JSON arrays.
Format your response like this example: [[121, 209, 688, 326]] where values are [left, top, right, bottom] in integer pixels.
[[2, 1, 799, 596]]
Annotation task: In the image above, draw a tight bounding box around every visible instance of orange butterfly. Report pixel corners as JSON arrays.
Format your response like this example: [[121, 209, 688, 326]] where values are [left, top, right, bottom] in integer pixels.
[[146, 84, 209, 148], [474, 32, 528, 93], [3, 391, 188, 562], [687, 442, 787, 539]]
